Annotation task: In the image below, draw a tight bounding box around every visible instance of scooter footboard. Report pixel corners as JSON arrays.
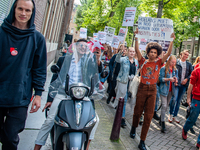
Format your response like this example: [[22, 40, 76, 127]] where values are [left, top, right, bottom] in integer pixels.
[[62, 132, 87, 150]]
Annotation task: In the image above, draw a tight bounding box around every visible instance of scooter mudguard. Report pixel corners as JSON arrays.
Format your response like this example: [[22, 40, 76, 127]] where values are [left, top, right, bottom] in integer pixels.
[[62, 132, 86, 150]]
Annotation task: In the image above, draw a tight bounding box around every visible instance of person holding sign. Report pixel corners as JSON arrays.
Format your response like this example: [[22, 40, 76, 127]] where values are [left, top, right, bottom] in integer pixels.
[[130, 28, 175, 150]]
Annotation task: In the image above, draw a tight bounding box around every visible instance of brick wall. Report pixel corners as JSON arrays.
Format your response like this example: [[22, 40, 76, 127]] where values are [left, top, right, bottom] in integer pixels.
[[34, 0, 48, 32]]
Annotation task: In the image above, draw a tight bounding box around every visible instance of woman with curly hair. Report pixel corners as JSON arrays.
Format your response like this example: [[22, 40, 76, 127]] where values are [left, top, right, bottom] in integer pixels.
[[130, 28, 175, 150], [159, 55, 178, 133]]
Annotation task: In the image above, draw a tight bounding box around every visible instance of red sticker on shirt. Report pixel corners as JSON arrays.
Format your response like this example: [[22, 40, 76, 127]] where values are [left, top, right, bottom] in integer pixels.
[[10, 47, 18, 56], [195, 104, 197, 107], [11, 50, 18, 56]]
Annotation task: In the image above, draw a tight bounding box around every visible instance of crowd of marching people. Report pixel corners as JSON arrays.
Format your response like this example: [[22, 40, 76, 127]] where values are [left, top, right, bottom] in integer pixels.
[[60, 30, 200, 150]]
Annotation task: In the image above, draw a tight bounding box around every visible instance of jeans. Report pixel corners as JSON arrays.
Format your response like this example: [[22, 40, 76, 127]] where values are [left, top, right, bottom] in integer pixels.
[[154, 85, 160, 111], [0, 107, 28, 150], [169, 85, 186, 117], [183, 99, 200, 144], [35, 94, 99, 146], [122, 92, 128, 118]]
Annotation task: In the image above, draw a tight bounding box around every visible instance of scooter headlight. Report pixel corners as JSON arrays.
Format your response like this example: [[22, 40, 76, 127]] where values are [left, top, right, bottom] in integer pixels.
[[85, 116, 97, 128], [54, 116, 69, 128], [71, 87, 88, 99]]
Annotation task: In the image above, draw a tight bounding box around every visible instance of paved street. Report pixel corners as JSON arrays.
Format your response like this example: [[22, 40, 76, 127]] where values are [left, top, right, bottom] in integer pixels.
[[1, 71, 199, 150]]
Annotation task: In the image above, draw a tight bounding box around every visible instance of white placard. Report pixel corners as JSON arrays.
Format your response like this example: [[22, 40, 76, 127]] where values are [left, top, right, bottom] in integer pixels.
[[98, 31, 106, 44], [93, 33, 98, 41], [118, 28, 127, 43], [136, 17, 174, 41], [139, 38, 171, 52], [111, 36, 120, 48], [122, 7, 136, 26], [80, 28, 87, 38], [104, 26, 115, 45]]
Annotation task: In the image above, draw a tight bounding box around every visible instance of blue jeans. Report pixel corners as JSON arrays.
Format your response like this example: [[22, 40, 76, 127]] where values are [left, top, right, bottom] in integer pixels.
[[183, 99, 200, 144], [122, 92, 128, 118], [169, 85, 186, 117], [154, 85, 160, 111]]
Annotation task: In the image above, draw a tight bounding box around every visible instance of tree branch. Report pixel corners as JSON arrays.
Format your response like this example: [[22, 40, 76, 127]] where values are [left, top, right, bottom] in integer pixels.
[[164, 0, 170, 6]]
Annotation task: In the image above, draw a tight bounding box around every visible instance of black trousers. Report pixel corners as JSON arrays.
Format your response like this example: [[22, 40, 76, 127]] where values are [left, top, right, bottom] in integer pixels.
[[0, 107, 28, 150]]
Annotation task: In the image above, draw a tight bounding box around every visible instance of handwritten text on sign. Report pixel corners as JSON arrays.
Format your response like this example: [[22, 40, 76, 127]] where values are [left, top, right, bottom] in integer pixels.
[[136, 17, 173, 41], [122, 7, 136, 26]]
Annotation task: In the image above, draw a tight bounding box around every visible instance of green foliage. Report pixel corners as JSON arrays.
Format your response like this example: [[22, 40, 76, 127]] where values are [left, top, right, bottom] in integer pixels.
[[139, 0, 200, 50], [75, 0, 142, 46]]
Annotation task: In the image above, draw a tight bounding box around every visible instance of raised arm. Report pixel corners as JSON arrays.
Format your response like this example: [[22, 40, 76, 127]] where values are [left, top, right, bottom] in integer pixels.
[[134, 28, 142, 61], [162, 33, 176, 64]]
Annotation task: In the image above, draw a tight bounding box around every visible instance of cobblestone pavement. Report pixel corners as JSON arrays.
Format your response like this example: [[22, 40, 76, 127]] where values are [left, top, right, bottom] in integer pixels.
[[123, 96, 200, 150]]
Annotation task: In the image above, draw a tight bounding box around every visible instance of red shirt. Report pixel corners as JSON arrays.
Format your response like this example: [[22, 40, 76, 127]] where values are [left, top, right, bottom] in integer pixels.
[[169, 69, 173, 92], [194, 63, 200, 69], [139, 57, 163, 85], [190, 67, 200, 100]]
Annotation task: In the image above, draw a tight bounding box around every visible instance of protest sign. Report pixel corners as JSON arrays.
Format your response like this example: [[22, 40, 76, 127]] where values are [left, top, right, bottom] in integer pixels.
[[118, 28, 127, 43], [98, 31, 106, 44], [80, 28, 87, 38], [139, 38, 170, 52], [104, 26, 115, 45], [136, 17, 174, 41], [111, 36, 120, 48], [122, 7, 136, 26], [93, 33, 98, 41]]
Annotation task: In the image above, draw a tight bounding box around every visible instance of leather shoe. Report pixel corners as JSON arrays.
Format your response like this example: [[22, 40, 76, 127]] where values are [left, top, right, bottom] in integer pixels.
[[138, 140, 147, 150], [130, 126, 136, 139], [153, 111, 160, 121]]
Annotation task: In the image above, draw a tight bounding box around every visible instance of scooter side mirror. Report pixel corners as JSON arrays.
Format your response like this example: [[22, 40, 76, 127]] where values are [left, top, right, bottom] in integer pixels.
[[88, 76, 94, 97], [51, 65, 60, 74], [65, 74, 70, 95]]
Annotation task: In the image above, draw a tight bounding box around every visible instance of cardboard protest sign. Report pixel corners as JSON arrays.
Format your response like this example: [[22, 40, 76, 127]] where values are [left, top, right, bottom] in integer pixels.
[[93, 33, 98, 41], [122, 7, 136, 26], [139, 38, 170, 52], [80, 28, 87, 38], [118, 28, 127, 43], [98, 31, 106, 44], [104, 26, 115, 45], [111, 36, 120, 48], [136, 17, 173, 41]]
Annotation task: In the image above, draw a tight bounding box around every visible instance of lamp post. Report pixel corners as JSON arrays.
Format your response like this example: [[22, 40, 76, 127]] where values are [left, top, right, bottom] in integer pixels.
[[131, 22, 138, 47]]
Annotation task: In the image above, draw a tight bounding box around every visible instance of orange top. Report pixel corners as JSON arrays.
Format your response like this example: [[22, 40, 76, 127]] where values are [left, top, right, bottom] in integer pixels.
[[139, 57, 163, 85]]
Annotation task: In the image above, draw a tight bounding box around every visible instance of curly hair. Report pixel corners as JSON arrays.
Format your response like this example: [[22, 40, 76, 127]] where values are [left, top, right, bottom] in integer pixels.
[[146, 42, 163, 57]]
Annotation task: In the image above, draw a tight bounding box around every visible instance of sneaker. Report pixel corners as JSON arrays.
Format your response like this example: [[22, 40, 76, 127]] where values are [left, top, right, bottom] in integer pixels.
[[182, 128, 187, 140], [121, 118, 127, 128], [190, 128, 195, 134], [168, 115, 173, 123], [173, 117, 180, 123], [196, 143, 200, 148]]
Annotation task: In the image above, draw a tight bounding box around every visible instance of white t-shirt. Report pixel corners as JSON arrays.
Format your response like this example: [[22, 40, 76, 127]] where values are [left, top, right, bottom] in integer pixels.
[[180, 60, 186, 82]]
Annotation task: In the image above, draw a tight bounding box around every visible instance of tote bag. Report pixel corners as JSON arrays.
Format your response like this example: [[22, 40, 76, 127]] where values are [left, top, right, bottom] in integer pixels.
[[129, 61, 145, 99]]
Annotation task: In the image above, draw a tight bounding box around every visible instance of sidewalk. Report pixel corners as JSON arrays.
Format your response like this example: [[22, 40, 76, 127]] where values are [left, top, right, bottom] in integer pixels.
[[14, 71, 138, 150]]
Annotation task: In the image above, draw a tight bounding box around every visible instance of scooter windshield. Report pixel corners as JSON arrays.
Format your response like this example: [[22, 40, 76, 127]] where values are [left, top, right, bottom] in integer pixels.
[[49, 42, 105, 100]]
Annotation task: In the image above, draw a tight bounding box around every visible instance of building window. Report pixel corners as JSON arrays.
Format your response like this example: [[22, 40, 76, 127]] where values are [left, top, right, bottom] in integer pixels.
[[187, 45, 191, 52], [194, 44, 198, 56], [182, 45, 185, 50], [71, 28, 74, 34]]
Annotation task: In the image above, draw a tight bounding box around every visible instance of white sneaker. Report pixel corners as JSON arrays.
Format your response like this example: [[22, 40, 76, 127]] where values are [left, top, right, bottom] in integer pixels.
[[168, 115, 173, 123], [173, 117, 180, 123]]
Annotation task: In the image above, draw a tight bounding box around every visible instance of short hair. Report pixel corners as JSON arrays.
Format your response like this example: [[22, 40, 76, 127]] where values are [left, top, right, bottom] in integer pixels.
[[146, 42, 162, 57], [77, 39, 88, 43], [14, 0, 34, 11], [183, 49, 189, 54]]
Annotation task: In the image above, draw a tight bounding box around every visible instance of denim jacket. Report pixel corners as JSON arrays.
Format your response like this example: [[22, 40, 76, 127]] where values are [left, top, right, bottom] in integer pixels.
[[116, 52, 139, 84], [159, 66, 178, 97]]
